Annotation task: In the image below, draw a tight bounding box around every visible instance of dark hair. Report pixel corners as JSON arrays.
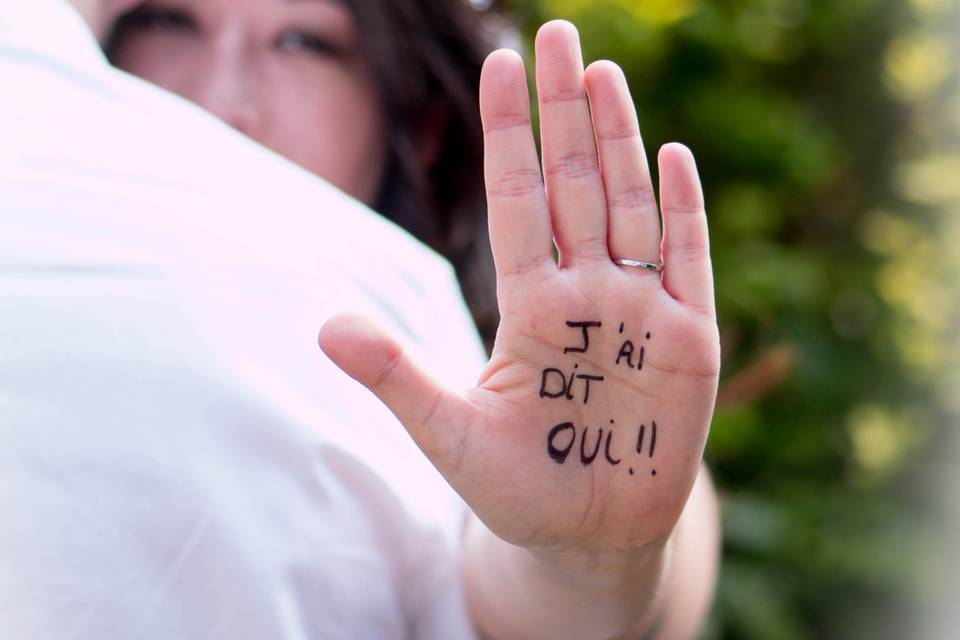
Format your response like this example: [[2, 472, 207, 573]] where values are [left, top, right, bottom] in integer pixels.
[[106, 0, 499, 348], [348, 0, 498, 347]]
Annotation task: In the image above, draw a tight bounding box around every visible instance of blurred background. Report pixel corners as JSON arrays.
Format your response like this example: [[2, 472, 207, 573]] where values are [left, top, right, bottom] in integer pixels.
[[491, 0, 959, 637]]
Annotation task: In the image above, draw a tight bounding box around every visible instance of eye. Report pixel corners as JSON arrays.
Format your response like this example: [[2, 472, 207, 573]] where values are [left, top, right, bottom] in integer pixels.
[[275, 30, 343, 58], [119, 5, 196, 33]]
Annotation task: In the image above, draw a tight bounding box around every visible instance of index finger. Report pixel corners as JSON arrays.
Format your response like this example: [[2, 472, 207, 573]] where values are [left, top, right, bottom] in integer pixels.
[[480, 49, 555, 281]]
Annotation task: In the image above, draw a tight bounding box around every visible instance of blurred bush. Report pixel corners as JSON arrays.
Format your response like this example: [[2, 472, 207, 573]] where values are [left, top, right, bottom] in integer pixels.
[[500, 0, 959, 637]]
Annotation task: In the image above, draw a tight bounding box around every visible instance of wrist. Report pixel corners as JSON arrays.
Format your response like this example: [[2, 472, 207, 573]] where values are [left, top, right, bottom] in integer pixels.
[[465, 517, 678, 640], [526, 533, 675, 594]]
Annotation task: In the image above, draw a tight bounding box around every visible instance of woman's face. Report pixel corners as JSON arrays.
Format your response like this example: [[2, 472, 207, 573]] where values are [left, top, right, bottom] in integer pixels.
[[110, 0, 388, 205]]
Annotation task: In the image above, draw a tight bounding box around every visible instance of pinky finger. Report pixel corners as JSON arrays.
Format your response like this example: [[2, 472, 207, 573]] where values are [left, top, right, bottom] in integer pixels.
[[659, 144, 715, 315]]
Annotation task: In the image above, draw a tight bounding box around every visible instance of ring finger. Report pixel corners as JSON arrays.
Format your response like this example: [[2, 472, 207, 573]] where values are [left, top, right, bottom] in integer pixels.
[[584, 60, 662, 268]]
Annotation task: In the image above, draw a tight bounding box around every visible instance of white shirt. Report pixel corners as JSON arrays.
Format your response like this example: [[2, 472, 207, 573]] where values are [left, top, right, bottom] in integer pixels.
[[0, 2, 486, 638]]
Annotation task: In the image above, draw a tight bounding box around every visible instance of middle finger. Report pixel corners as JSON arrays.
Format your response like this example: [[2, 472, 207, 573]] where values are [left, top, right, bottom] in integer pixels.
[[535, 21, 609, 267]]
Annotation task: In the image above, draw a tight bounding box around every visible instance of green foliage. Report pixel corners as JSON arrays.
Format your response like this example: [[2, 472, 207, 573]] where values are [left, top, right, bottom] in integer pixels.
[[500, 0, 960, 637]]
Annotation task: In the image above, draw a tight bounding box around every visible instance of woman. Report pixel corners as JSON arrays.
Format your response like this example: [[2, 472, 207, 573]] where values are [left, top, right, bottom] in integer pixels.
[[105, 0, 499, 344], [102, 2, 721, 637]]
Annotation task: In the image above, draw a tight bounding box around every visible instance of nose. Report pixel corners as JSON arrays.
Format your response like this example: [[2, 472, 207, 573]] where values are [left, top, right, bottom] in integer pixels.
[[188, 39, 261, 138]]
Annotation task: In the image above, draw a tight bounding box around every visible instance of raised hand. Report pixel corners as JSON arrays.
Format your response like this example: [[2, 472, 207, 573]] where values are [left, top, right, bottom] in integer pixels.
[[319, 20, 719, 556]]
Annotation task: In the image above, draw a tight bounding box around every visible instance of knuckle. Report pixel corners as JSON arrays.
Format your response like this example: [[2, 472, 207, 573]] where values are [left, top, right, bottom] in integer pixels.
[[487, 168, 543, 200], [371, 348, 403, 390], [544, 150, 600, 181], [666, 203, 705, 217], [563, 236, 610, 262], [483, 114, 531, 134], [596, 123, 641, 142], [500, 253, 554, 280], [540, 88, 586, 106], [606, 183, 656, 212], [419, 389, 445, 429], [667, 240, 710, 262]]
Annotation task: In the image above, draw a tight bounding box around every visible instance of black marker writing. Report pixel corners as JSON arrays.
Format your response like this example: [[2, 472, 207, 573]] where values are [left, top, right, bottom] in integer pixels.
[[615, 341, 635, 368], [576, 373, 604, 405], [547, 422, 576, 464], [538, 366, 604, 404], [563, 320, 602, 354], [580, 427, 603, 465], [565, 364, 579, 399], [603, 430, 621, 465], [635, 422, 658, 457], [542, 320, 662, 476], [614, 326, 651, 370], [546, 421, 660, 473], [539, 368, 566, 399]]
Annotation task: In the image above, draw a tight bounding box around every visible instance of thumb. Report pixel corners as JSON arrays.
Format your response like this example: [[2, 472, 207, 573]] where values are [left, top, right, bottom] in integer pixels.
[[318, 313, 474, 475]]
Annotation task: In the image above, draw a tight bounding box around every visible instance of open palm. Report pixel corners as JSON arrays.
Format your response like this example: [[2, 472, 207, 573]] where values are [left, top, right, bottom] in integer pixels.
[[320, 21, 720, 556]]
